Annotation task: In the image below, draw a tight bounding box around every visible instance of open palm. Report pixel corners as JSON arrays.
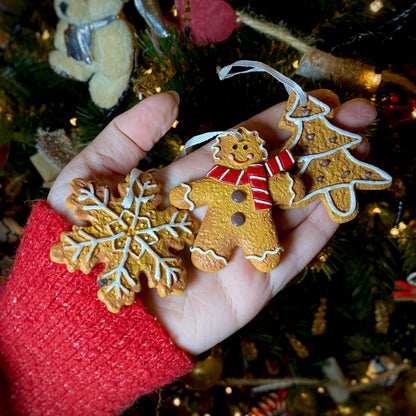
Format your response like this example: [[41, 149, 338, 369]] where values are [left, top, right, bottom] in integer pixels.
[[48, 91, 376, 355]]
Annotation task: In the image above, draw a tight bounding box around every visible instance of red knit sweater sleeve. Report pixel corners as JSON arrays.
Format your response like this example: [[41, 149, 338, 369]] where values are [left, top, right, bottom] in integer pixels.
[[0, 201, 194, 416]]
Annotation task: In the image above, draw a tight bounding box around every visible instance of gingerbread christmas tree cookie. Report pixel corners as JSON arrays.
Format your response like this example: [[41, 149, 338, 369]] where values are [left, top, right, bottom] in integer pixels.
[[218, 60, 392, 224], [279, 92, 392, 222], [50, 169, 199, 313]]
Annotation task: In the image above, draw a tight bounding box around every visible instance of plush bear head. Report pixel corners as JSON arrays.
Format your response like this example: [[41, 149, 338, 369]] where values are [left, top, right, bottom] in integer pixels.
[[54, 0, 128, 24], [211, 127, 268, 170], [50, 0, 133, 108]]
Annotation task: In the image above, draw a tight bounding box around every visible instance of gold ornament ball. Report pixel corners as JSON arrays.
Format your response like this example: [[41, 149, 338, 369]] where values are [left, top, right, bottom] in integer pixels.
[[182, 349, 224, 391]]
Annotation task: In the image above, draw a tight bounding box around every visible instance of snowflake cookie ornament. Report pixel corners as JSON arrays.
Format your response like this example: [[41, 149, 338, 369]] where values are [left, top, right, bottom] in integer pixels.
[[50, 169, 199, 313]]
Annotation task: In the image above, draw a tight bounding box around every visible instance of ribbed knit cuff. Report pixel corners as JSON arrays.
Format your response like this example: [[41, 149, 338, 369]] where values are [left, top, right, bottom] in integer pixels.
[[0, 201, 194, 416]]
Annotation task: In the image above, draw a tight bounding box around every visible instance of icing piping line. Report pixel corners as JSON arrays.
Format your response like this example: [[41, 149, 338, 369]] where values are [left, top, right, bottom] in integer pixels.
[[181, 184, 195, 210], [190, 246, 228, 265], [245, 246, 284, 261]]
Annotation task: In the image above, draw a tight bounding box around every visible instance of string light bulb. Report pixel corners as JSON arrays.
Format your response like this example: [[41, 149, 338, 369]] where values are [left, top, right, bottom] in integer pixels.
[[390, 227, 400, 237], [370, 0, 384, 13]]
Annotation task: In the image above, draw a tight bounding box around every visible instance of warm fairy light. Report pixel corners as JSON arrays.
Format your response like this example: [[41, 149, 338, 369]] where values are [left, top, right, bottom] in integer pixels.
[[293, 60, 299, 69], [172, 120, 179, 128], [411, 107, 416, 118], [155, 87, 161, 93], [145, 68, 152, 75], [399, 221, 407, 231], [338, 405, 353, 415], [350, 379, 358, 385], [317, 386, 325, 394], [171, 5, 178, 17], [69, 117, 77, 126], [172, 397, 181, 407], [361, 70, 382, 90], [370, 0, 384, 13], [225, 386, 233, 394], [360, 376, 370, 383], [42, 29, 50, 40], [233, 412, 242, 416], [390, 227, 400, 237], [179, 144, 184, 151], [412, 381, 416, 389], [371, 207, 382, 215]]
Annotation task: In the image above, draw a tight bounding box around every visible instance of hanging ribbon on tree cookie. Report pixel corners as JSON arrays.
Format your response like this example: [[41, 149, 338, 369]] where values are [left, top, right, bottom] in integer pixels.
[[170, 60, 392, 273], [217, 60, 392, 222]]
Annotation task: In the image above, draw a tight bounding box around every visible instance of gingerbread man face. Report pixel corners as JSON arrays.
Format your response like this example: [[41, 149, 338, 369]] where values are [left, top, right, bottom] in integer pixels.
[[212, 127, 268, 170]]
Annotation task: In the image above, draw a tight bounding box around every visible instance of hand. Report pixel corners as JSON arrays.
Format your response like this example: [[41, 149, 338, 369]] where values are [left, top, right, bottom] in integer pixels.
[[48, 91, 376, 355]]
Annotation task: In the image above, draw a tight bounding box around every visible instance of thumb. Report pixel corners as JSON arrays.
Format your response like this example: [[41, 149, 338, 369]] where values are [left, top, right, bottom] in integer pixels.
[[48, 92, 179, 222]]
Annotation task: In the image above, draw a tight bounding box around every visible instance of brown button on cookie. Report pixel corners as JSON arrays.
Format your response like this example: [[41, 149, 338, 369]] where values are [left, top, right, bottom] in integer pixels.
[[231, 190, 245, 203], [231, 212, 245, 226]]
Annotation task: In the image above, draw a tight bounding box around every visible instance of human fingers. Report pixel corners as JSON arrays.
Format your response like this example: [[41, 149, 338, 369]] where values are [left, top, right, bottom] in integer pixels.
[[47, 92, 179, 222]]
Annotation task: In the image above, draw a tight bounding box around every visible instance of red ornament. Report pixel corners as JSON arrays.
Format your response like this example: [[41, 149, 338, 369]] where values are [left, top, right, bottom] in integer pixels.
[[250, 389, 289, 416], [168, 0, 239, 46], [393, 279, 416, 300]]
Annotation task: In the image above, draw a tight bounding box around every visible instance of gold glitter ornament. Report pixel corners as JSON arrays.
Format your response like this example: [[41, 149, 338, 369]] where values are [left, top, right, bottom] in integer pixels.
[[286, 332, 309, 358], [182, 348, 224, 391], [311, 297, 327, 335], [375, 299, 391, 334]]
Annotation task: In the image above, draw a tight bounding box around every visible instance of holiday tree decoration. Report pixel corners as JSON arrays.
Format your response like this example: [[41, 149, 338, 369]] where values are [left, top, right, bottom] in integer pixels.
[[134, 0, 169, 38], [181, 348, 224, 391], [2, 0, 416, 414], [218, 61, 392, 223], [279, 91, 392, 222], [165, 0, 239, 46], [236, 10, 416, 95], [311, 297, 327, 335], [48, 0, 134, 109], [50, 169, 199, 312], [170, 127, 305, 272], [249, 389, 288, 416], [30, 128, 78, 187]]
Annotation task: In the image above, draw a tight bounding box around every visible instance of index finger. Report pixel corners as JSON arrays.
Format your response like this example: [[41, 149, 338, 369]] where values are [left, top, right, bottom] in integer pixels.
[[48, 92, 179, 222]]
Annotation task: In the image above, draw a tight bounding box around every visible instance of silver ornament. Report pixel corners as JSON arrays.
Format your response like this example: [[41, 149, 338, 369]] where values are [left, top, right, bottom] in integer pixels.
[[134, 0, 169, 38]]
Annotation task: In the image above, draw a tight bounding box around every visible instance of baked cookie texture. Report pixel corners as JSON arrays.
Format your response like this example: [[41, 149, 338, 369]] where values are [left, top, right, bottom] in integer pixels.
[[170, 127, 305, 272], [280, 92, 392, 222], [50, 169, 199, 312]]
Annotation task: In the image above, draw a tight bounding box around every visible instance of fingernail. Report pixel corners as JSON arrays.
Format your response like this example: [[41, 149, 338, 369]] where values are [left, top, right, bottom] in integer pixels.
[[167, 90, 180, 105]]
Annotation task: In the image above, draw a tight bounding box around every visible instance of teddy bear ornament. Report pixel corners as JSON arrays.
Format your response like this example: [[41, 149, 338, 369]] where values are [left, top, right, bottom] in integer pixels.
[[49, 0, 134, 109]]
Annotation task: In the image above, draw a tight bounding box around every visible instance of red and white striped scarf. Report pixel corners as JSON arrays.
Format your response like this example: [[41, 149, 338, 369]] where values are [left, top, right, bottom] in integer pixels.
[[206, 149, 295, 210]]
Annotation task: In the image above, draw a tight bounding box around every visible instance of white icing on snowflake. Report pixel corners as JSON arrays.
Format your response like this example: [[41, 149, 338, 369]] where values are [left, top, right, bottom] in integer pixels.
[[63, 169, 194, 298]]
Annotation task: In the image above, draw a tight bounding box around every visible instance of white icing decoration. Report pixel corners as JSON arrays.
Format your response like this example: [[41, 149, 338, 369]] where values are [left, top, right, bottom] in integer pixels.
[[190, 246, 228, 265], [212, 137, 222, 160], [285, 172, 296, 205], [284, 95, 391, 218], [295, 149, 392, 218], [181, 183, 195, 210], [285, 94, 363, 163], [245, 246, 284, 261], [66, 169, 194, 298], [210, 128, 268, 161]]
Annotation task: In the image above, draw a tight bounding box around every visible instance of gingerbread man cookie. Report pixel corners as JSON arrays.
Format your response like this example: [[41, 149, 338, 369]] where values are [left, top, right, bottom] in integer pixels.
[[50, 169, 199, 313], [169, 127, 305, 272]]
